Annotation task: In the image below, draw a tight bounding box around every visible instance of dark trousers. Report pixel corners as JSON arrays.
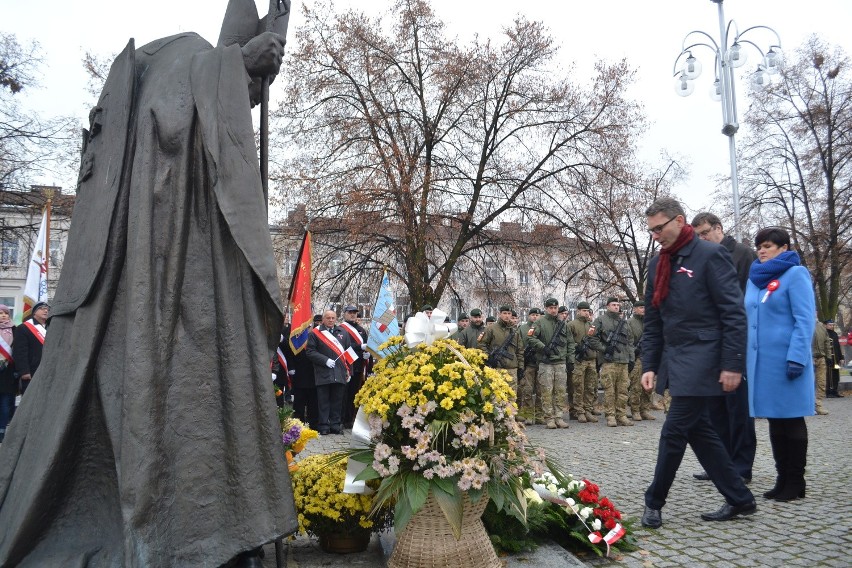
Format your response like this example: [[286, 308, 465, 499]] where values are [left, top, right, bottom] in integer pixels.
[[292, 387, 318, 427], [0, 393, 15, 435], [315, 382, 346, 434], [646, 396, 753, 509], [706, 379, 756, 479]]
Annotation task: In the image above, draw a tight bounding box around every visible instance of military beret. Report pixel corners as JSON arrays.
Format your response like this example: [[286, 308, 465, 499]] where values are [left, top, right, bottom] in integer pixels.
[[457, 312, 469, 321], [421, 304, 433, 311], [544, 298, 559, 307], [558, 305, 569, 313], [470, 308, 483, 316], [606, 297, 620, 305], [511, 310, 518, 317], [576, 301, 591, 310], [499, 304, 512, 312], [486, 316, 496, 322], [343, 305, 358, 312], [633, 300, 645, 308], [528, 308, 541, 315], [824, 319, 835, 324]]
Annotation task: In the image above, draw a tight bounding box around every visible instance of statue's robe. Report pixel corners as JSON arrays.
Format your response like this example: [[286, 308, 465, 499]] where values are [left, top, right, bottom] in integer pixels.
[[0, 33, 297, 567]]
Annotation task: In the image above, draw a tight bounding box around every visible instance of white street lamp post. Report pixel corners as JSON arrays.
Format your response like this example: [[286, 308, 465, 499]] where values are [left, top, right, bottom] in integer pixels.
[[673, 0, 782, 242]]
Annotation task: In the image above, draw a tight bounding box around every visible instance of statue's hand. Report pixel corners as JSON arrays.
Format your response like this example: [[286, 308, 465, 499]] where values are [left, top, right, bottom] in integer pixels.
[[242, 32, 286, 78]]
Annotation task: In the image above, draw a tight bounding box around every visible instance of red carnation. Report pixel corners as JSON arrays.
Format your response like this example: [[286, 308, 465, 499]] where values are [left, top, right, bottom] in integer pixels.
[[605, 518, 617, 530]]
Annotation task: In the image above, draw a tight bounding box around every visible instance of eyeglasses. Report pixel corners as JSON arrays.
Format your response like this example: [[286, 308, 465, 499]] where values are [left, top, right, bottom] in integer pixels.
[[648, 216, 677, 235], [697, 224, 719, 238]]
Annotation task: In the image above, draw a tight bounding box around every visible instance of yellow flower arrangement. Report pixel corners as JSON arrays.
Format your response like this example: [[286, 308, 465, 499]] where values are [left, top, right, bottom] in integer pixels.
[[348, 337, 548, 537], [291, 454, 392, 537]]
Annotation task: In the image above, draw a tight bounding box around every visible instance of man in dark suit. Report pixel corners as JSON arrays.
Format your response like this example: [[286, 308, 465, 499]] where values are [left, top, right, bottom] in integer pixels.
[[690, 212, 758, 483], [306, 310, 353, 435], [640, 198, 755, 528], [12, 301, 48, 396]]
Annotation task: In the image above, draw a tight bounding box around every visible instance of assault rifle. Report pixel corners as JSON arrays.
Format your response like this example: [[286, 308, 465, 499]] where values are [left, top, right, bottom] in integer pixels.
[[603, 316, 629, 362], [542, 319, 568, 359], [486, 328, 516, 369], [575, 336, 591, 361]]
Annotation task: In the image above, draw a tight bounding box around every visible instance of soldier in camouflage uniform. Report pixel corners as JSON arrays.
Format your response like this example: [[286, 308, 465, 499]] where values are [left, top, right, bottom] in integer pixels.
[[812, 318, 832, 415], [568, 301, 599, 423], [588, 297, 635, 427], [457, 308, 485, 350], [518, 308, 543, 424], [627, 301, 655, 421], [450, 313, 469, 343], [479, 305, 523, 394], [527, 298, 575, 429]]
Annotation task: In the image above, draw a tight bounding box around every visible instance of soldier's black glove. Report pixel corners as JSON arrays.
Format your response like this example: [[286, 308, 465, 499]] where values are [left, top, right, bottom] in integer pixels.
[[628, 361, 635, 374], [566, 363, 574, 375]]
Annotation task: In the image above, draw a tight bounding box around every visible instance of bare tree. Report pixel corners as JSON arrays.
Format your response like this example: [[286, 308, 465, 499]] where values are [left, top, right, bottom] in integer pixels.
[[270, 0, 645, 308], [737, 35, 852, 319], [1, 32, 77, 238], [529, 156, 685, 302]]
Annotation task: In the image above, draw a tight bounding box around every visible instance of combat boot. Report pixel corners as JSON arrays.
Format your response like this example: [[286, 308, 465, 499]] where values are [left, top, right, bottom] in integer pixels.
[[546, 420, 557, 429], [555, 418, 569, 429], [617, 417, 634, 426], [576, 413, 588, 423], [640, 411, 656, 420], [606, 416, 617, 427], [631, 408, 643, 421]]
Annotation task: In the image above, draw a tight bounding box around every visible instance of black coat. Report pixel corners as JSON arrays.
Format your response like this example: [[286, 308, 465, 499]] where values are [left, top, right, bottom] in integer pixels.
[[306, 325, 353, 386], [720, 235, 757, 292], [11, 321, 43, 378], [0, 326, 15, 395], [641, 236, 747, 396], [339, 320, 369, 377]]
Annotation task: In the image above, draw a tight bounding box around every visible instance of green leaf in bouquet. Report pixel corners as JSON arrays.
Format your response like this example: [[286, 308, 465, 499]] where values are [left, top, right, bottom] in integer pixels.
[[432, 481, 464, 539], [394, 496, 415, 535], [406, 474, 430, 514], [348, 449, 375, 465], [354, 465, 381, 482], [431, 475, 456, 496]]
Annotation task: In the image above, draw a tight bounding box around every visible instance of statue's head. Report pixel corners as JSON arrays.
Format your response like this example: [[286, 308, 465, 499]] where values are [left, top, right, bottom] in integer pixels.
[[218, 0, 261, 47]]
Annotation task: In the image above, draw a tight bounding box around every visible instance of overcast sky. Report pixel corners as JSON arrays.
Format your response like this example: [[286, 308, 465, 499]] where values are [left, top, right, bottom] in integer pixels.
[[5, 0, 852, 215]]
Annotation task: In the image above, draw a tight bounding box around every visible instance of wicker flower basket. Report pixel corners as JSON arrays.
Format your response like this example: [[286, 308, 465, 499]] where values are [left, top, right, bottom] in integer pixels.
[[388, 493, 501, 568]]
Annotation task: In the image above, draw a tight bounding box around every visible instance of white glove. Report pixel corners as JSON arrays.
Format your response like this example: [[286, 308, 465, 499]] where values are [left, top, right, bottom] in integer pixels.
[[288, 370, 296, 376], [271, 373, 277, 381], [326, 358, 336, 368], [361, 343, 368, 350]]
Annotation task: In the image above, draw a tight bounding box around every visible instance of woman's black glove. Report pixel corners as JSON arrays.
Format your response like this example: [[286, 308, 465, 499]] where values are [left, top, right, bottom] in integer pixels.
[[786, 361, 804, 380]]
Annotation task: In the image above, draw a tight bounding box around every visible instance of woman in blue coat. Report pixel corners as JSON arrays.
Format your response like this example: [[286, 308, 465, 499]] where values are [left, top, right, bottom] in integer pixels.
[[745, 227, 814, 502]]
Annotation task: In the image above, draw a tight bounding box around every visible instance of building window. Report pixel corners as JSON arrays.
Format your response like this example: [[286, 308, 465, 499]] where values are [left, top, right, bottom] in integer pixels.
[[1, 239, 19, 267], [49, 238, 62, 268], [518, 270, 529, 286], [486, 267, 505, 284]]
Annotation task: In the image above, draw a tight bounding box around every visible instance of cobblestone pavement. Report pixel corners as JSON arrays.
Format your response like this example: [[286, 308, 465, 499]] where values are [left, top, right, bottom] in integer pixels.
[[285, 390, 851, 567]]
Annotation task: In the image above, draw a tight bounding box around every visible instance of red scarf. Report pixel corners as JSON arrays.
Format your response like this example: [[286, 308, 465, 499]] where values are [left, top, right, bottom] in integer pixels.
[[652, 224, 695, 308]]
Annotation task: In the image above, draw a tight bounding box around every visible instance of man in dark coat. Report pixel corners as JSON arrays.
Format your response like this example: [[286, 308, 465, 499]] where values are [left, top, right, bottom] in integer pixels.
[[340, 305, 369, 427], [825, 320, 844, 397], [640, 198, 755, 529], [691, 212, 758, 482], [306, 310, 353, 435], [11, 301, 48, 396]]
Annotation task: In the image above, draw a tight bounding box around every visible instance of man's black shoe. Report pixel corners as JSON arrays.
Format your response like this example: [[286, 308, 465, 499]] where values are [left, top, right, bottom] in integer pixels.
[[693, 471, 710, 481], [641, 506, 662, 529], [700, 500, 757, 521]]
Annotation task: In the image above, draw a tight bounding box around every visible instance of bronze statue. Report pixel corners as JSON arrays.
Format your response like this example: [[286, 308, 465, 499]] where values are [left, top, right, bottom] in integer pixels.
[[0, 1, 296, 566]]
